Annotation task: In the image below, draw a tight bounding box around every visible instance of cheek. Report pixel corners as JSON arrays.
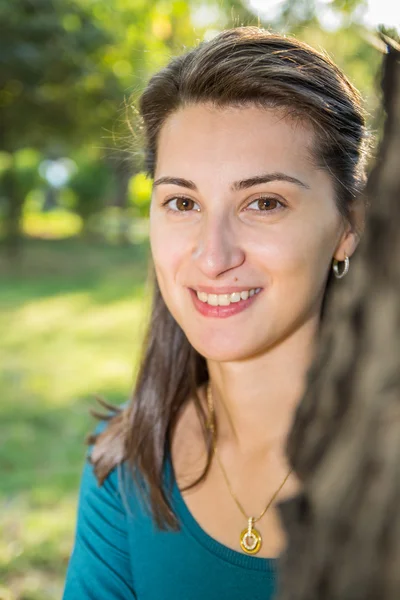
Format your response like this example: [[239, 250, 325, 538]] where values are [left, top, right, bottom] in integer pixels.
[[285, 204, 340, 261], [150, 217, 190, 294], [278, 225, 340, 319], [247, 226, 307, 274], [251, 213, 339, 290]]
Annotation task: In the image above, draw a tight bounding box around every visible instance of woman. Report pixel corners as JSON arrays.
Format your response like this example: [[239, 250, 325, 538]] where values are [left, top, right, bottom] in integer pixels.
[[63, 27, 370, 599]]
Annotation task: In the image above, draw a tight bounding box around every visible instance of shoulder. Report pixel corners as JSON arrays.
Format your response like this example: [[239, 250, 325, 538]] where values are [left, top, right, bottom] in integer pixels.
[[64, 418, 137, 599], [79, 420, 130, 522], [76, 404, 136, 526], [88, 404, 128, 485], [72, 416, 146, 558]]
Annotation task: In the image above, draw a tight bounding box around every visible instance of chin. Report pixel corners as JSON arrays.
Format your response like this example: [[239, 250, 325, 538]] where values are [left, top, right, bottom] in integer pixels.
[[194, 345, 253, 363], [187, 331, 265, 363]]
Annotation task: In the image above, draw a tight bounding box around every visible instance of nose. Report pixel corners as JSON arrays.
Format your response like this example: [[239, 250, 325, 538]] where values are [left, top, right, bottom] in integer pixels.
[[192, 214, 245, 279]]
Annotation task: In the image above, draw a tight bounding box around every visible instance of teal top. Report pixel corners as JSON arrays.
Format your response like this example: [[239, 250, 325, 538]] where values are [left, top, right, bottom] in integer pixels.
[[63, 440, 279, 599]]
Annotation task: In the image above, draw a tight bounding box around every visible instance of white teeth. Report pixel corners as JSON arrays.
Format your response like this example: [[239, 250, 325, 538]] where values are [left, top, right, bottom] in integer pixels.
[[196, 288, 261, 306], [208, 294, 219, 306], [218, 294, 230, 306]]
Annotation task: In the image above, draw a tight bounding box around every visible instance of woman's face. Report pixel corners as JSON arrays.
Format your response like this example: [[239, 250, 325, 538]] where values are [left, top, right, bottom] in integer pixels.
[[150, 104, 357, 362]]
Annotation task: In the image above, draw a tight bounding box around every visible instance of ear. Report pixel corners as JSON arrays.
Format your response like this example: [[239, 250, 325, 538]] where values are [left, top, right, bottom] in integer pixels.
[[334, 197, 365, 261]]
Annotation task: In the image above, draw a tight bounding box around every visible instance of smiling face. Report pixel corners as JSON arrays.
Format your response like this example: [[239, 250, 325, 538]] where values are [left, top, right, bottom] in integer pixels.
[[150, 104, 354, 362]]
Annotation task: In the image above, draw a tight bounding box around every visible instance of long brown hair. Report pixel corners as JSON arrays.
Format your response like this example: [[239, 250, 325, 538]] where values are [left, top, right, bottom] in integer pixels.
[[89, 27, 371, 529]]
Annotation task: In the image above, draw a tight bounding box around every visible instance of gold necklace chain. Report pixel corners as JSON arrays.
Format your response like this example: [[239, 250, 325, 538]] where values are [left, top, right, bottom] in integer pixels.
[[206, 381, 293, 555]]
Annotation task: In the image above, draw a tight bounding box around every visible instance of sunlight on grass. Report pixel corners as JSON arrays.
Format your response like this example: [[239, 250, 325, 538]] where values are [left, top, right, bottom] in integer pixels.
[[2, 293, 148, 404], [0, 239, 150, 598], [1, 495, 79, 599]]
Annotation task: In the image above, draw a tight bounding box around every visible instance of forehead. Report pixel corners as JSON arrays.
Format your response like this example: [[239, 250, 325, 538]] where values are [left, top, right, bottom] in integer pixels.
[[155, 103, 318, 182]]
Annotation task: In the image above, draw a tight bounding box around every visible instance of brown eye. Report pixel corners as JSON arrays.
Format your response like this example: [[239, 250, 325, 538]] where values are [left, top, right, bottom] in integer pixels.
[[257, 197, 278, 210], [176, 197, 195, 211], [166, 197, 200, 212], [246, 196, 284, 213]]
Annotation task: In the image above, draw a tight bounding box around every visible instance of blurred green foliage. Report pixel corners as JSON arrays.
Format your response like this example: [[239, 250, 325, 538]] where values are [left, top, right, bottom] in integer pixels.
[[68, 159, 113, 224], [0, 0, 203, 251], [0, 0, 117, 153]]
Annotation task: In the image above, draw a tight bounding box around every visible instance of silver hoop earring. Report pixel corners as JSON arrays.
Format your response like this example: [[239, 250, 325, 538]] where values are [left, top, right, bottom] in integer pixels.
[[332, 254, 349, 279]]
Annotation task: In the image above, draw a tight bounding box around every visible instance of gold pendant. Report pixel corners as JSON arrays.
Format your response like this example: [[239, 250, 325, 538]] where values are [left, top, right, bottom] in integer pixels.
[[240, 518, 262, 555]]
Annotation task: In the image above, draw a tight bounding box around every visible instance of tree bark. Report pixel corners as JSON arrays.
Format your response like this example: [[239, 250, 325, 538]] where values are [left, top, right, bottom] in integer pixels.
[[107, 152, 133, 245], [1, 160, 24, 259], [276, 39, 400, 600]]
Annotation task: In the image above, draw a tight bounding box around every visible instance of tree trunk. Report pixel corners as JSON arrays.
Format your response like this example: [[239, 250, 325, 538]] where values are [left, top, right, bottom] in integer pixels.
[[109, 154, 133, 245], [276, 39, 400, 600], [1, 160, 24, 259]]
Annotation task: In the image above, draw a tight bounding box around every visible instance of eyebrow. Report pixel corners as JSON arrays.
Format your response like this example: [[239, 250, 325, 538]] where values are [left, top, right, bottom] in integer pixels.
[[153, 172, 310, 191]]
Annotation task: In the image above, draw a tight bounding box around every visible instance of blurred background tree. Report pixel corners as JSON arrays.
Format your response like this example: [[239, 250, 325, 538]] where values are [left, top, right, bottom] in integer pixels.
[[0, 1, 398, 598], [0, 0, 117, 252]]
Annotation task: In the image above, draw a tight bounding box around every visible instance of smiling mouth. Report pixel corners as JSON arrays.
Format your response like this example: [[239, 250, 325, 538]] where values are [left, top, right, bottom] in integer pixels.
[[195, 288, 262, 306]]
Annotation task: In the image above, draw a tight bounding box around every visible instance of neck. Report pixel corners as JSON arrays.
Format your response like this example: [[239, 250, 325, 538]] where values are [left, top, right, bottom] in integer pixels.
[[207, 316, 319, 455]]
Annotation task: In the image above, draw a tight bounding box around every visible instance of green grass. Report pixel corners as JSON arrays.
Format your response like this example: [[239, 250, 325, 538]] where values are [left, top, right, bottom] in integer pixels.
[[0, 237, 151, 600]]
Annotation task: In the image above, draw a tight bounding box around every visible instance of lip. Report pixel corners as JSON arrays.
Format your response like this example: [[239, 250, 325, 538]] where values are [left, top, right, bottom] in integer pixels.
[[189, 287, 262, 319]]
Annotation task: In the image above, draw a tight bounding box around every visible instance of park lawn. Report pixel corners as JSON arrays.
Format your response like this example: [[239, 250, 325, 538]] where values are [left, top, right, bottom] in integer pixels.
[[0, 237, 150, 600]]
